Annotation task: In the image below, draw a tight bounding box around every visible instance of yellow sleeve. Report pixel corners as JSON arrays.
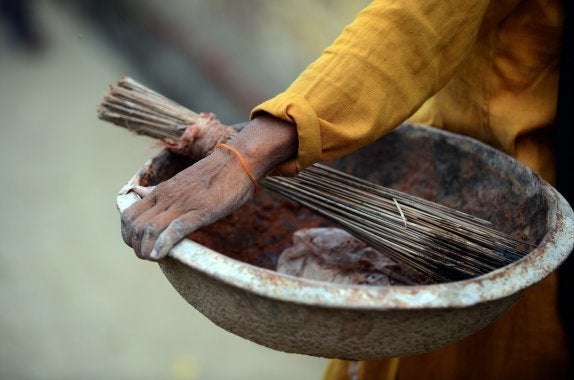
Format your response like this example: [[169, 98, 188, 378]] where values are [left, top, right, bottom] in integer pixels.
[[252, 0, 490, 174]]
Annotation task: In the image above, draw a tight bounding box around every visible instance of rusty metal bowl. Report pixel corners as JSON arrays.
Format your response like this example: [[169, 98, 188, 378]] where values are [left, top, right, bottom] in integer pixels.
[[116, 124, 573, 360]]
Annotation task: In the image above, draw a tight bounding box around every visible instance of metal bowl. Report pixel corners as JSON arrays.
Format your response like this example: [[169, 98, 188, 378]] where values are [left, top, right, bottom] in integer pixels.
[[117, 124, 573, 360]]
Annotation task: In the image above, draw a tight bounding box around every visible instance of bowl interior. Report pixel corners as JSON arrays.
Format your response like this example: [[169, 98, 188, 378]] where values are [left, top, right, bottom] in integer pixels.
[[138, 124, 548, 278]]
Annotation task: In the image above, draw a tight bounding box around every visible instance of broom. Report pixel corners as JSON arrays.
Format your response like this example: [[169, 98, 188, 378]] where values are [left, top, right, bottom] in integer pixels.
[[98, 77, 532, 283]]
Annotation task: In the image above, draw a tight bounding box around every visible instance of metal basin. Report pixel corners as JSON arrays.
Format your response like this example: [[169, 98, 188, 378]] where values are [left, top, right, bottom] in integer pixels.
[[116, 124, 574, 360]]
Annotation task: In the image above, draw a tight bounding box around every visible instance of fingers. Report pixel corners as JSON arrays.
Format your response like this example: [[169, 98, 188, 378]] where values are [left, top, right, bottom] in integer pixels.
[[133, 185, 156, 198], [122, 201, 182, 260], [120, 186, 158, 248], [138, 209, 181, 259], [150, 212, 208, 260], [121, 195, 156, 247], [128, 206, 169, 259], [125, 208, 208, 261], [121, 196, 209, 261]]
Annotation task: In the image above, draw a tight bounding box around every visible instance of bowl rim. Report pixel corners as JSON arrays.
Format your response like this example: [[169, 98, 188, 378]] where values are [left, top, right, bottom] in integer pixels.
[[116, 131, 574, 311]]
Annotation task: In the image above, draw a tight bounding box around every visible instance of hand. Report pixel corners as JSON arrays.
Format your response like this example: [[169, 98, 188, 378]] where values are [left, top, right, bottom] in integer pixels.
[[121, 148, 255, 260], [120, 115, 298, 261]]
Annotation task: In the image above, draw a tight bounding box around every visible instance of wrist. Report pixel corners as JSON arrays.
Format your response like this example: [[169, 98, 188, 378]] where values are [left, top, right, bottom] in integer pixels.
[[215, 143, 260, 193], [227, 114, 298, 178]]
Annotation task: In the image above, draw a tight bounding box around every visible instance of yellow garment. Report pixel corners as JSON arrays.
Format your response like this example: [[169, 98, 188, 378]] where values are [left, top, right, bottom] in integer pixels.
[[251, 0, 569, 378], [251, 0, 561, 180]]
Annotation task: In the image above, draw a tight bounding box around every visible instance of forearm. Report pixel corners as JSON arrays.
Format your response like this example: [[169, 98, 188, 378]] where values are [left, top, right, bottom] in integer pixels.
[[253, 0, 490, 173]]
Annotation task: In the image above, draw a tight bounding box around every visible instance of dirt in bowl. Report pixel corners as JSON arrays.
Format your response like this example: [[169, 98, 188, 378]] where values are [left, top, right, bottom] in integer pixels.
[[189, 188, 336, 271], [189, 188, 429, 285]]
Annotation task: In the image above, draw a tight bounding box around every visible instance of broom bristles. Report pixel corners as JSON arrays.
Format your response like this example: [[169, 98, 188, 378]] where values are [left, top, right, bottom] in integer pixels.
[[99, 77, 533, 283], [98, 76, 198, 141]]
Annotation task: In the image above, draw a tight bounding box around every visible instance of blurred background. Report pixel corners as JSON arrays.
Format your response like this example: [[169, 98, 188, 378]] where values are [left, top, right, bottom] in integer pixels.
[[0, 0, 370, 379]]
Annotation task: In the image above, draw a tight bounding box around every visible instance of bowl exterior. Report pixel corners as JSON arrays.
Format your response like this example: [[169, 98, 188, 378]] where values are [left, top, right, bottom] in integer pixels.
[[159, 257, 520, 359]]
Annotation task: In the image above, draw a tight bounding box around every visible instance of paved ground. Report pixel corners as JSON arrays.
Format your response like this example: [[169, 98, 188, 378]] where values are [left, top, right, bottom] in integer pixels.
[[0, 2, 328, 379]]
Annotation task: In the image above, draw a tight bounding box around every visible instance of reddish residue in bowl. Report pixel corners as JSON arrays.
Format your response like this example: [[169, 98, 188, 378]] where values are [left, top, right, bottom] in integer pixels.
[[189, 189, 336, 270]]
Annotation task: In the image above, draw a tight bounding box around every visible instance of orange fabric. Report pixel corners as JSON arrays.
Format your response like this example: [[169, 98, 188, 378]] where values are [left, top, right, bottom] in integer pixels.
[[395, 274, 570, 380], [322, 275, 571, 380], [253, 0, 492, 173], [251, 0, 562, 177], [251, 0, 568, 378], [411, 0, 562, 159], [324, 358, 400, 380]]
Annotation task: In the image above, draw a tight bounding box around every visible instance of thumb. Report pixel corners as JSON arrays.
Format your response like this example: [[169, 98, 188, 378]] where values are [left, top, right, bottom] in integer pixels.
[[133, 185, 156, 198]]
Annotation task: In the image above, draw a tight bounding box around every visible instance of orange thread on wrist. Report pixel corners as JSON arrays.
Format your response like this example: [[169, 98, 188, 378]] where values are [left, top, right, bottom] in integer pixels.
[[216, 143, 259, 194]]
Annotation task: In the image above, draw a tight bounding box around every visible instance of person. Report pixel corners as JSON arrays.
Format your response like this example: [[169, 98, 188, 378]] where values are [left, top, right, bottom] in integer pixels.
[[121, 0, 571, 378]]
